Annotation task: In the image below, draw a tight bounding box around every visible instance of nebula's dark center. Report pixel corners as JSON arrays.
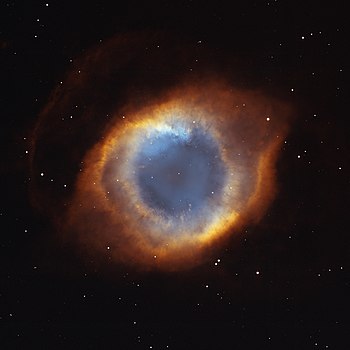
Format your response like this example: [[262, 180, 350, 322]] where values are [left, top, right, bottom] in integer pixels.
[[134, 124, 227, 219]]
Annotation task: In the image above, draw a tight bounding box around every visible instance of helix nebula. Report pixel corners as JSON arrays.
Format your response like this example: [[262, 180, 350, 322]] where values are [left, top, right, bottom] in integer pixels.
[[30, 33, 292, 270]]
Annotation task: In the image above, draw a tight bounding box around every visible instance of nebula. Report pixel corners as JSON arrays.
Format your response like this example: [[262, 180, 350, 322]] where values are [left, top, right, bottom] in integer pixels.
[[30, 33, 292, 270]]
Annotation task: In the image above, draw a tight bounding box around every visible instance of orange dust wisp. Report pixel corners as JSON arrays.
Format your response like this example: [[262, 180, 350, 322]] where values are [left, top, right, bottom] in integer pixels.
[[65, 82, 290, 270]]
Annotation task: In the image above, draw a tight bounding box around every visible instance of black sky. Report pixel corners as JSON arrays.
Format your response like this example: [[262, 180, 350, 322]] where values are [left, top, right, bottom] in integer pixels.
[[1, 1, 348, 349]]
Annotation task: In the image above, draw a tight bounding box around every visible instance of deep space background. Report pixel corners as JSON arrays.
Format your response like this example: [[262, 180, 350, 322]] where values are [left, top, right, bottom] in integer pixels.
[[1, 1, 348, 349]]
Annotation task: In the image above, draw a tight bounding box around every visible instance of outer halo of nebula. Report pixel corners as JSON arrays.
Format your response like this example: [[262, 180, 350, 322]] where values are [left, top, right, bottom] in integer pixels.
[[30, 33, 293, 271]]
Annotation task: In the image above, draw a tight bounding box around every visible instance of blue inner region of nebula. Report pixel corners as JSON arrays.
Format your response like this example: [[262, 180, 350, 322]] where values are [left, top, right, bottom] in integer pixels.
[[134, 124, 227, 219]]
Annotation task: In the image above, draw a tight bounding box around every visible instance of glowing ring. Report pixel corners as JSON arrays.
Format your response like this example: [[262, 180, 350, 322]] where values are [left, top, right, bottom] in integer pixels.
[[30, 35, 292, 271]]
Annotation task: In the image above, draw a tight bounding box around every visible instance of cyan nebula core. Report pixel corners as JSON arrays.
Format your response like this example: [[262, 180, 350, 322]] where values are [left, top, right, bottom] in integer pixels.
[[134, 123, 225, 221]]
